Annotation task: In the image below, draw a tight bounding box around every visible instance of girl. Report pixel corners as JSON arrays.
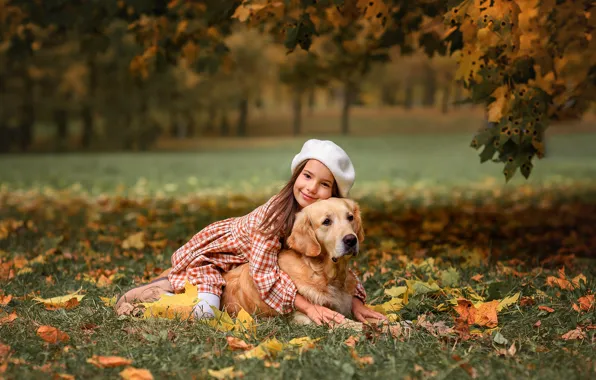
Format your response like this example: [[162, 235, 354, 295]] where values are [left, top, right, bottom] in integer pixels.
[[116, 139, 386, 325]]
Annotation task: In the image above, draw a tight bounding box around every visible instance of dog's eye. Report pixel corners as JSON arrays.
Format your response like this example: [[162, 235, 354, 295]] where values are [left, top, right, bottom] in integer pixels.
[[347, 214, 354, 222], [322, 218, 332, 226]]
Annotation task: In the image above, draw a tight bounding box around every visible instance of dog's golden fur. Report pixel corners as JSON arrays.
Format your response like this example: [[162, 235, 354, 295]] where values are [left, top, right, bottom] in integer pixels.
[[221, 197, 364, 323], [150, 198, 364, 324]]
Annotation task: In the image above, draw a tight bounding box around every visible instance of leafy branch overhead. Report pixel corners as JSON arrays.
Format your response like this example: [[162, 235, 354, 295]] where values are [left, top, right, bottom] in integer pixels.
[[2, 0, 595, 180]]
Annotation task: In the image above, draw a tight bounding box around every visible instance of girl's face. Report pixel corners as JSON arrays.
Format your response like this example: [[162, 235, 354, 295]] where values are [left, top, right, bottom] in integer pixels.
[[293, 159, 335, 209]]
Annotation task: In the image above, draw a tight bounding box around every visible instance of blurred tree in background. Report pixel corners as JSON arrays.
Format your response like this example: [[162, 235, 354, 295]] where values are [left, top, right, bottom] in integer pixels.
[[0, 0, 594, 180]]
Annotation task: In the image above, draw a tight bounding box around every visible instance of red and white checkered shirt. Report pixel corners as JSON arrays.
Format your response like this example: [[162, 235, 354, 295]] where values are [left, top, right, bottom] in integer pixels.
[[168, 196, 367, 315]]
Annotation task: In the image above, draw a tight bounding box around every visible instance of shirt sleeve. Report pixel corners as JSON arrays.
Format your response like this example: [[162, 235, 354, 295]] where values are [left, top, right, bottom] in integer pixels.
[[248, 228, 298, 315], [349, 269, 367, 303]]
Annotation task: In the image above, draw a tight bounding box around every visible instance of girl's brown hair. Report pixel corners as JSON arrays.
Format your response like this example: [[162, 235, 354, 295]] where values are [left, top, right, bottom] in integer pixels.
[[259, 160, 341, 241]]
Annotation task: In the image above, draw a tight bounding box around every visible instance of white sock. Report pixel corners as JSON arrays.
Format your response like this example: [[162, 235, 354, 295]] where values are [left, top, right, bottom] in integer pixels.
[[193, 292, 220, 320]]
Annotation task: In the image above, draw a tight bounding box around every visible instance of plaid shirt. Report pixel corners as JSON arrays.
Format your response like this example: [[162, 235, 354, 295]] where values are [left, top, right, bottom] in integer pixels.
[[168, 196, 367, 315]]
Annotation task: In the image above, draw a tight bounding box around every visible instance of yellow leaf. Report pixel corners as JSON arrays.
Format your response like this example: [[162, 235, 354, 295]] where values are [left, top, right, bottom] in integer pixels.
[[100, 296, 117, 307], [32, 288, 85, 309], [497, 292, 520, 312], [122, 232, 145, 250], [226, 336, 253, 351], [141, 281, 197, 319], [234, 308, 256, 336], [208, 366, 244, 379], [204, 308, 236, 332], [368, 297, 403, 315], [384, 286, 407, 298], [487, 85, 510, 122], [119, 367, 154, 380], [529, 65, 556, 95], [236, 338, 284, 360], [455, 48, 483, 85], [288, 337, 321, 353]]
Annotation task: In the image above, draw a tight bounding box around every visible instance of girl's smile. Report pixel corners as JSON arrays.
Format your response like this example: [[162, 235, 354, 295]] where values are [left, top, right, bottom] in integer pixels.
[[293, 159, 335, 209]]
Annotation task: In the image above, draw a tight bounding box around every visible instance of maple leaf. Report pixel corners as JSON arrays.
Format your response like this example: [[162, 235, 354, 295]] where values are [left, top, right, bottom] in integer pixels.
[[487, 85, 510, 122], [86, 355, 133, 368], [37, 326, 69, 344], [141, 281, 197, 319], [497, 292, 520, 311], [208, 366, 244, 379], [119, 367, 154, 380], [226, 336, 253, 351], [234, 308, 256, 336], [121, 231, 145, 250], [572, 295, 595, 312], [0, 311, 17, 325], [288, 336, 321, 354], [455, 48, 483, 85], [32, 288, 85, 309], [235, 338, 285, 360], [561, 327, 586, 341], [0, 294, 12, 306]]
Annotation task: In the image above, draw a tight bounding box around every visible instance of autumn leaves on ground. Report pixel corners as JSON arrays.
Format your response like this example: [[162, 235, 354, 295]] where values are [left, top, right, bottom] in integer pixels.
[[1, 156, 596, 379]]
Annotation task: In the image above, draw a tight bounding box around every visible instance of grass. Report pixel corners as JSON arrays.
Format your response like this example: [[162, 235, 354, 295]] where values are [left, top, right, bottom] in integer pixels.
[[1, 134, 595, 379]]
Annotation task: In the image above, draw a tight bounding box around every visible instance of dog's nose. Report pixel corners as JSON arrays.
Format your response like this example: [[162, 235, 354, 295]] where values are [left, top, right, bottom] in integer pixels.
[[343, 234, 357, 248]]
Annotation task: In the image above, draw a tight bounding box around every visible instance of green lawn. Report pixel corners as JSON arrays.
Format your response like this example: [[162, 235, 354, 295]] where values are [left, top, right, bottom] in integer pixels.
[[1, 134, 595, 379], [2, 133, 596, 198]]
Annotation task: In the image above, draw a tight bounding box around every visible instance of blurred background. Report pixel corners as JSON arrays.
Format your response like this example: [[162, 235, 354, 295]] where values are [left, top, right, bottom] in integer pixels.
[[1, 6, 595, 196]]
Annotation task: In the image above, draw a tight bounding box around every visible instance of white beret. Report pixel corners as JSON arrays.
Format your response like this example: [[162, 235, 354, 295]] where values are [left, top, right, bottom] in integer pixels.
[[291, 139, 355, 197]]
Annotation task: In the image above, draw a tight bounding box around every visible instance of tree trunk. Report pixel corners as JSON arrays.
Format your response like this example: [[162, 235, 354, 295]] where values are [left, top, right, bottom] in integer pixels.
[[292, 88, 303, 136], [205, 107, 216, 133], [422, 64, 436, 107], [122, 113, 134, 150], [185, 111, 195, 138], [237, 97, 248, 137], [441, 84, 450, 114], [220, 111, 229, 136], [54, 108, 68, 152], [453, 85, 463, 109], [81, 59, 97, 149], [341, 81, 353, 135], [403, 79, 414, 110], [307, 86, 315, 115], [381, 84, 397, 106], [20, 72, 35, 151]]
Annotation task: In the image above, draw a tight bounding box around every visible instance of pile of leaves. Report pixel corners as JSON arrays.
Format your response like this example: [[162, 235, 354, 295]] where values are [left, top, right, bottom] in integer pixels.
[[0, 184, 595, 378]]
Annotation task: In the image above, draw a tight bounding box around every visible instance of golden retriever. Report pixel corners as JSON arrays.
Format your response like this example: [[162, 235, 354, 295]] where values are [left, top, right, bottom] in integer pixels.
[[220, 197, 364, 324]]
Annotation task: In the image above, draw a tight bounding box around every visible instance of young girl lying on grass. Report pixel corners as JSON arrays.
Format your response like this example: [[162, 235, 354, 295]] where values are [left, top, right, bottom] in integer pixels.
[[116, 139, 386, 325]]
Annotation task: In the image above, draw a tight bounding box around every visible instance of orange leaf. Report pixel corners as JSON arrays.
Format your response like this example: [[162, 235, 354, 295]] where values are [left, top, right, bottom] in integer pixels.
[[0, 295, 12, 306], [87, 355, 133, 368], [45, 298, 79, 310], [0, 311, 17, 325], [538, 305, 554, 313], [119, 367, 154, 380], [226, 336, 253, 351], [471, 274, 484, 282], [561, 328, 586, 340], [37, 326, 69, 344], [344, 336, 359, 348], [474, 300, 499, 328], [546, 276, 574, 291], [0, 342, 11, 358], [454, 299, 476, 325]]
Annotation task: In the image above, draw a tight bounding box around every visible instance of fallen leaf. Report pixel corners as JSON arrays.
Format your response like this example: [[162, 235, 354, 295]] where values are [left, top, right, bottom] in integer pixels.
[[122, 231, 145, 250], [100, 296, 117, 307], [534, 320, 541, 327], [344, 335, 359, 347], [236, 338, 284, 360], [0, 295, 12, 306], [53, 374, 75, 380], [226, 336, 253, 351], [32, 289, 85, 309], [288, 336, 320, 353], [87, 355, 133, 368], [142, 281, 196, 320], [349, 347, 374, 367], [234, 308, 256, 336], [538, 305, 554, 313], [37, 326, 69, 344], [471, 274, 484, 282], [208, 366, 244, 379], [119, 366, 154, 380], [0, 311, 17, 325], [497, 292, 520, 311], [572, 295, 594, 312], [0, 342, 11, 358], [561, 328, 586, 341]]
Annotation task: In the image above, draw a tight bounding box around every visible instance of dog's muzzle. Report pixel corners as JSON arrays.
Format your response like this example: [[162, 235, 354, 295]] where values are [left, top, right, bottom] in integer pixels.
[[332, 234, 359, 262]]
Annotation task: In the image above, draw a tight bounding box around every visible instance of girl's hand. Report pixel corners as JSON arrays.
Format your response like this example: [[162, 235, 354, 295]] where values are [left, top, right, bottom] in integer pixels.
[[294, 294, 345, 326], [305, 304, 346, 326], [352, 297, 388, 324]]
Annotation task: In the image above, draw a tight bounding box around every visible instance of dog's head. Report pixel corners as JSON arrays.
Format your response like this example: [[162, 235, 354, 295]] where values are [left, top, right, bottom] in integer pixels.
[[286, 198, 364, 262]]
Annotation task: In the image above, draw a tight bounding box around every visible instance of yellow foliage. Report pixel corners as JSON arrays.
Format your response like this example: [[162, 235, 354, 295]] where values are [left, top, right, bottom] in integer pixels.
[[487, 85, 510, 122], [32, 288, 85, 309]]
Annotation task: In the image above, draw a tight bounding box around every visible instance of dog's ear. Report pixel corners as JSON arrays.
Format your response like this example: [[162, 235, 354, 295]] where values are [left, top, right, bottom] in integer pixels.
[[344, 199, 365, 243], [287, 212, 321, 257]]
